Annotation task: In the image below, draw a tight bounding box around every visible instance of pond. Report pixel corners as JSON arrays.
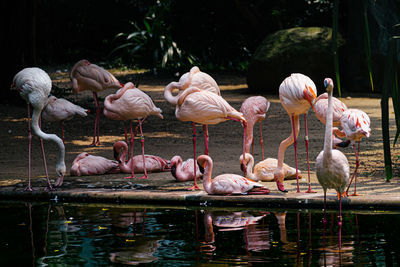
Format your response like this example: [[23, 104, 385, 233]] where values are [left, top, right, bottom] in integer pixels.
[[0, 201, 399, 266]]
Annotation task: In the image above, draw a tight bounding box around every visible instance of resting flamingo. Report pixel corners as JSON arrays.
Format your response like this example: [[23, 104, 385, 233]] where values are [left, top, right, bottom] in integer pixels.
[[104, 83, 163, 179], [113, 141, 170, 173], [41, 95, 88, 143], [164, 86, 247, 190], [339, 109, 371, 196], [316, 78, 350, 249], [70, 59, 123, 146], [11, 67, 66, 190], [170, 156, 203, 182], [240, 96, 270, 160], [274, 73, 317, 193], [165, 66, 220, 156], [70, 152, 120, 176], [240, 153, 300, 182], [197, 155, 270, 195]]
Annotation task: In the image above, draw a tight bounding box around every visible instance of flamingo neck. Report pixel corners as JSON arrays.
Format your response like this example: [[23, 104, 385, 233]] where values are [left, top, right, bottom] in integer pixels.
[[323, 88, 333, 161], [245, 156, 258, 181], [244, 121, 255, 153], [116, 142, 132, 173], [31, 107, 66, 173], [164, 82, 181, 105], [202, 158, 213, 194], [175, 159, 190, 181]]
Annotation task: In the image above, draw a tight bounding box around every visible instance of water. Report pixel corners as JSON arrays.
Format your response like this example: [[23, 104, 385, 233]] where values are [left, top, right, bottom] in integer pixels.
[[0, 201, 399, 266]]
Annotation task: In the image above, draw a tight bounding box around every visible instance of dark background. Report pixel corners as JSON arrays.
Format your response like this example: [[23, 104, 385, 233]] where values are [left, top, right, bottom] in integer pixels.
[[2, 0, 399, 103]]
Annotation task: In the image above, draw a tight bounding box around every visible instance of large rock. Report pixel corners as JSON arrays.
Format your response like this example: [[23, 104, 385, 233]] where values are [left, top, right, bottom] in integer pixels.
[[247, 27, 344, 94]]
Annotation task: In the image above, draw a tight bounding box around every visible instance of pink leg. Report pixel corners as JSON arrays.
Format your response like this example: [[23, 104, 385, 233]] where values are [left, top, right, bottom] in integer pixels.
[[39, 117, 53, 190], [26, 104, 33, 191], [259, 121, 264, 160], [226, 116, 247, 176], [338, 195, 342, 250], [188, 122, 199, 190], [323, 190, 327, 224], [346, 142, 361, 196], [291, 115, 300, 193], [124, 121, 130, 159], [137, 118, 147, 179], [125, 120, 135, 179], [304, 114, 315, 193], [60, 122, 65, 144], [203, 125, 209, 155], [90, 92, 100, 146]]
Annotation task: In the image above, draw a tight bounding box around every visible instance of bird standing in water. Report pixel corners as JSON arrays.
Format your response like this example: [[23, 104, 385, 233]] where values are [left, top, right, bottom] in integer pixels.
[[274, 73, 317, 193], [70, 59, 123, 146], [316, 78, 349, 249], [11, 67, 66, 190]]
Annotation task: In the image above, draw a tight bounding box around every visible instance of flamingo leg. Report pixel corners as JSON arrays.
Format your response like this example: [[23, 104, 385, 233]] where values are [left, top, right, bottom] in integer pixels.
[[188, 122, 199, 190], [124, 121, 130, 159], [259, 121, 264, 160], [90, 92, 101, 146], [304, 114, 315, 193], [251, 139, 254, 156], [26, 104, 33, 191], [60, 121, 65, 144], [39, 116, 53, 191], [226, 116, 247, 176], [125, 120, 135, 179], [137, 118, 148, 179], [338, 194, 342, 250], [346, 142, 361, 196], [291, 115, 301, 193], [203, 124, 209, 155]]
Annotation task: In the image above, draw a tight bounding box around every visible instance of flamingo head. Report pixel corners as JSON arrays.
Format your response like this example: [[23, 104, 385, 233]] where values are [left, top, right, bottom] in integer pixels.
[[113, 141, 127, 162], [324, 78, 334, 93], [303, 85, 317, 112], [55, 161, 66, 187]]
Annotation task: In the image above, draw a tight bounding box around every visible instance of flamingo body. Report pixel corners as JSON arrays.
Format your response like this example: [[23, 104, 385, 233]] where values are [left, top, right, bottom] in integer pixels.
[[314, 93, 347, 127], [241, 153, 300, 182], [240, 96, 270, 155], [197, 155, 269, 195], [340, 109, 371, 142], [70, 152, 120, 176], [41, 96, 88, 122], [170, 156, 203, 182], [113, 141, 170, 173]]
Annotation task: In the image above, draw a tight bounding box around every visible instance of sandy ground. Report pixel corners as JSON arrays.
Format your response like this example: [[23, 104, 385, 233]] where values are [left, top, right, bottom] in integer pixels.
[[0, 68, 399, 193]]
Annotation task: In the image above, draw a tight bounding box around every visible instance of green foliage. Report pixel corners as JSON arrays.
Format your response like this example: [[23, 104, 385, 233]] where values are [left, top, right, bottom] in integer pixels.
[[111, 1, 197, 71], [363, 0, 374, 92], [332, 0, 341, 97]]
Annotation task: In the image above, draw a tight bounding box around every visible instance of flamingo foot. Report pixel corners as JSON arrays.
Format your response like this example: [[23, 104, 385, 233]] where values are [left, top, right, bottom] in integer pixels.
[[124, 175, 135, 179], [276, 182, 288, 193], [305, 188, 316, 193], [350, 192, 360, 196], [187, 185, 200, 191], [44, 185, 55, 191], [89, 141, 97, 147], [136, 175, 148, 179], [24, 186, 33, 192]]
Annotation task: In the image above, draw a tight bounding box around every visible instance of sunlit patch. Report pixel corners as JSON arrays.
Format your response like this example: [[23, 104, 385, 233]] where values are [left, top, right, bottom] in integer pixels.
[[98, 226, 108, 230], [125, 239, 135, 242], [1, 118, 28, 122], [0, 179, 23, 186]]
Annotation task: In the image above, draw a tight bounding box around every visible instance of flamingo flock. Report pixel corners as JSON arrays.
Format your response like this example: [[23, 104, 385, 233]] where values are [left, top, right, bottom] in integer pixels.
[[11, 62, 371, 210]]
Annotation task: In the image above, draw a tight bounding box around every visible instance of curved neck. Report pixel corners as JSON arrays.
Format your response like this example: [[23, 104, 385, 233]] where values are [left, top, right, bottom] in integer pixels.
[[244, 122, 255, 153], [323, 89, 333, 160], [175, 159, 190, 181], [202, 158, 213, 194], [245, 156, 258, 181], [116, 142, 132, 172], [31, 108, 65, 167], [164, 82, 181, 105]]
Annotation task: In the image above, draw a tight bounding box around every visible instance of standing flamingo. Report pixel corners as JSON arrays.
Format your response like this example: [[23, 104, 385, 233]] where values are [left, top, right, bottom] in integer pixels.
[[113, 141, 170, 173], [11, 67, 66, 190], [164, 86, 247, 190], [165, 66, 221, 156], [70, 59, 123, 146], [274, 73, 317, 193], [240, 96, 270, 160], [170, 155, 203, 182], [41, 95, 88, 143], [197, 155, 270, 195], [103, 83, 163, 179], [338, 109, 371, 196], [240, 153, 300, 182], [70, 152, 120, 176], [316, 78, 350, 249]]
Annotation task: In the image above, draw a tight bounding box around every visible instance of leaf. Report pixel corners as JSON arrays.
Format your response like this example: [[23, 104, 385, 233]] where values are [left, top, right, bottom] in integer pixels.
[[332, 0, 341, 97], [363, 0, 374, 91]]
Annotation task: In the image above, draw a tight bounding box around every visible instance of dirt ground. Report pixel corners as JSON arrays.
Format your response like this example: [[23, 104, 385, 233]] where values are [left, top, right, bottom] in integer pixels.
[[1, 68, 399, 192]]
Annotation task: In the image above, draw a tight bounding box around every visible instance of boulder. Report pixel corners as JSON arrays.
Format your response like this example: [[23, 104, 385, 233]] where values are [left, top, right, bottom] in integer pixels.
[[247, 27, 344, 94]]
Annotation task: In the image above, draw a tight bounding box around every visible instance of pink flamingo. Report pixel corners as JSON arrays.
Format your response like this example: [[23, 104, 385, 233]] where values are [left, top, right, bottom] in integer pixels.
[[338, 109, 371, 196], [70, 152, 120, 176], [113, 141, 170, 173], [240, 96, 270, 160], [41, 95, 88, 143], [316, 78, 350, 248], [70, 59, 123, 146], [274, 73, 317, 193], [197, 155, 270, 195], [240, 153, 301, 182], [170, 156, 203, 182], [11, 67, 66, 190], [104, 83, 163, 179], [164, 66, 221, 156], [164, 86, 247, 190]]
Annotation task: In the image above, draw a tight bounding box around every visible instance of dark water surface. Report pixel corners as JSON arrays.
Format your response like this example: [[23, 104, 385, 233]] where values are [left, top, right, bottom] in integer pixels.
[[0, 201, 399, 266]]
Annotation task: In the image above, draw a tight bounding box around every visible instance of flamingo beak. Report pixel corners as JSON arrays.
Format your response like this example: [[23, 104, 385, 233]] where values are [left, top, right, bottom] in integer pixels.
[[303, 87, 316, 112]]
